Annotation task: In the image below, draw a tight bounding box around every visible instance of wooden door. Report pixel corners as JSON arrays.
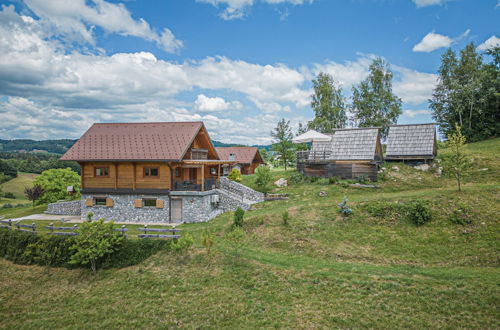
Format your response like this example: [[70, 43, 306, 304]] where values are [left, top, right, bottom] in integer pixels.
[[171, 199, 182, 222]]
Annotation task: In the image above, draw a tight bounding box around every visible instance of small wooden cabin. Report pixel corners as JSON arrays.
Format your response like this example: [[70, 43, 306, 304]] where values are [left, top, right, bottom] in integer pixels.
[[385, 123, 437, 163], [216, 147, 264, 175], [296, 127, 383, 181]]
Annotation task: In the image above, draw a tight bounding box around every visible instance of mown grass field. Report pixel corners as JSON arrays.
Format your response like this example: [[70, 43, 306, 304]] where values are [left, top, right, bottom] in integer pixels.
[[0, 139, 499, 329], [0, 172, 38, 206]]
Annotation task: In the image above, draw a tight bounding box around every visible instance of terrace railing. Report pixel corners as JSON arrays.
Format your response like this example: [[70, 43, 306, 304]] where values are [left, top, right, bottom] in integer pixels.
[[173, 178, 219, 192]]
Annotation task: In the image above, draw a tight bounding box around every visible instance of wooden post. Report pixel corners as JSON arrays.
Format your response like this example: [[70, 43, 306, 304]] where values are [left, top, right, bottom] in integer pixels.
[[201, 164, 205, 192], [132, 162, 136, 190], [80, 163, 85, 189], [218, 164, 221, 184]]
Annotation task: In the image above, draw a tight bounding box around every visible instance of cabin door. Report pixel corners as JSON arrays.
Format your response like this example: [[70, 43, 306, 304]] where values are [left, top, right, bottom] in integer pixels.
[[171, 198, 182, 222]]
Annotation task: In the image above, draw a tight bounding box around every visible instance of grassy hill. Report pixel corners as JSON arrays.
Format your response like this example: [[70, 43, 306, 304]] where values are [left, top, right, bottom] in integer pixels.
[[0, 172, 38, 206], [0, 139, 499, 328]]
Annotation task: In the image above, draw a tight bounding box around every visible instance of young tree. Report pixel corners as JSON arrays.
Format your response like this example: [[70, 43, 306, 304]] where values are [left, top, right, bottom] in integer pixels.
[[443, 124, 472, 192], [32, 168, 80, 203], [295, 122, 309, 152], [351, 58, 402, 137], [271, 119, 295, 170], [254, 166, 272, 193], [309, 72, 347, 133], [259, 148, 271, 164], [24, 185, 44, 208], [70, 219, 124, 274]]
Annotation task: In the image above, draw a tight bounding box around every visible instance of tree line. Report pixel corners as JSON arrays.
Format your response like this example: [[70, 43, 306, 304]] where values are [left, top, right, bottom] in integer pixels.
[[0, 153, 80, 179]]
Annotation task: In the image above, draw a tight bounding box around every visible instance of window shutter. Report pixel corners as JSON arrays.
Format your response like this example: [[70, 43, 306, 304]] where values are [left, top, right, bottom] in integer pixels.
[[106, 198, 113, 207], [85, 198, 93, 207], [156, 199, 164, 209], [134, 199, 143, 208]]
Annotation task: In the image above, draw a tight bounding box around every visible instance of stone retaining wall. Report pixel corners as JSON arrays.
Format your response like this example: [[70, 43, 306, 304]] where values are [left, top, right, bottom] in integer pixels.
[[219, 177, 264, 203], [45, 200, 81, 215]]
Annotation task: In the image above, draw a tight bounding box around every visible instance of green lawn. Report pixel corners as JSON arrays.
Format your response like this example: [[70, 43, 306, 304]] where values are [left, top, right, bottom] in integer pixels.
[[0, 172, 38, 206], [0, 139, 499, 328]]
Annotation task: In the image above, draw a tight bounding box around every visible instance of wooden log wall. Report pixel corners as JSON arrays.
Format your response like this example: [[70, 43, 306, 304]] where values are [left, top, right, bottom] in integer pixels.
[[297, 161, 378, 181]]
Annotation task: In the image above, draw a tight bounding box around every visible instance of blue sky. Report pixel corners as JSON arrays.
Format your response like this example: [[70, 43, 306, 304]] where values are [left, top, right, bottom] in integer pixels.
[[0, 0, 498, 144]]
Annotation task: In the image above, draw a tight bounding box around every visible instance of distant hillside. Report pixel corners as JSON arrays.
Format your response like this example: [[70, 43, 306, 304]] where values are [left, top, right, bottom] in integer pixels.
[[1, 138, 271, 154]]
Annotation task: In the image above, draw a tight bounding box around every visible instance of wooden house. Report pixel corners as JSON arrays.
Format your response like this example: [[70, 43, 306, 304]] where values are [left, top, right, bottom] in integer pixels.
[[385, 124, 437, 163], [296, 127, 383, 181], [60, 122, 263, 223], [216, 147, 264, 175]]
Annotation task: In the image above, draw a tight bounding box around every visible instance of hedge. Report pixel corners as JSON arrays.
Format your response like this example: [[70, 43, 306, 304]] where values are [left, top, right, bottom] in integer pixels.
[[0, 228, 177, 269]]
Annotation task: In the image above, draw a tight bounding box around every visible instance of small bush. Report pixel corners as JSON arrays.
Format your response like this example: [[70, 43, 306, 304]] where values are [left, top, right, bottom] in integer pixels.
[[201, 231, 214, 255], [289, 172, 304, 184], [307, 176, 319, 183], [282, 211, 290, 225], [356, 174, 370, 184], [338, 196, 353, 216], [449, 203, 473, 225], [339, 182, 349, 188], [328, 176, 340, 184], [228, 168, 242, 182], [406, 200, 432, 226], [2, 203, 13, 208], [233, 207, 245, 227], [254, 166, 272, 193], [3, 192, 15, 199], [86, 212, 94, 221]]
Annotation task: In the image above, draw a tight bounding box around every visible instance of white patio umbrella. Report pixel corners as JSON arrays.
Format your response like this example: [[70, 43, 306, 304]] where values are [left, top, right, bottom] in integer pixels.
[[292, 130, 332, 144]]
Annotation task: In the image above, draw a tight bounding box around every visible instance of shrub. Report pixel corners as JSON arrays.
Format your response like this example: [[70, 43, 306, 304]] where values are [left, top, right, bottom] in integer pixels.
[[449, 203, 473, 225], [33, 168, 80, 203], [170, 234, 194, 253], [233, 207, 245, 227], [289, 172, 304, 184], [282, 210, 290, 225], [3, 192, 15, 199], [2, 203, 13, 208], [201, 231, 214, 255], [406, 200, 432, 226], [339, 182, 349, 188], [338, 196, 353, 216], [228, 168, 242, 182], [307, 176, 319, 183], [254, 166, 272, 193], [328, 176, 340, 184], [356, 174, 370, 184], [317, 178, 330, 185], [86, 212, 94, 221], [69, 219, 124, 273], [24, 185, 44, 208]]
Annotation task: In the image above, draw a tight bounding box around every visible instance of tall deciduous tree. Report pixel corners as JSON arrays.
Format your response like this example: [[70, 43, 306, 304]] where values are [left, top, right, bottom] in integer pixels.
[[309, 72, 347, 133], [271, 119, 295, 170], [431, 43, 500, 141], [351, 58, 402, 138], [33, 168, 80, 203]]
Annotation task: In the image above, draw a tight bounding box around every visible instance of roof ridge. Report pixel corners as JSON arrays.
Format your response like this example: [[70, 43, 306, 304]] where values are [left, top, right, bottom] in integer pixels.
[[389, 123, 436, 127]]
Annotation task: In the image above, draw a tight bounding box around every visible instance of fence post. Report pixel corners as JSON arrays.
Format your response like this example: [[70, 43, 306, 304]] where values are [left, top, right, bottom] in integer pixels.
[[8, 219, 12, 230], [32, 223, 36, 234], [144, 224, 148, 235], [121, 225, 126, 237], [49, 222, 54, 234]]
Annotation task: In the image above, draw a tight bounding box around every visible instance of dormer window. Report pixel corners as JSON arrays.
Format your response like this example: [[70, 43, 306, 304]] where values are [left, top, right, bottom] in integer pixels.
[[229, 153, 236, 161]]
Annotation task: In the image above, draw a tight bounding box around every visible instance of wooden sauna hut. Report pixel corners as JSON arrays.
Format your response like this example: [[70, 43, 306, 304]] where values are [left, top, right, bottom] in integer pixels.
[[385, 123, 437, 164], [296, 127, 383, 181]]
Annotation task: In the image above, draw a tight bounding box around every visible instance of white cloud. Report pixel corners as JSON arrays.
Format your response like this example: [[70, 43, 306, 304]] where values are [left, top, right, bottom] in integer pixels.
[[412, 0, 450, 7], [393, 67, 437, 105], [477, 35, 500, 51], [196, 0, 314, 20], [194, 94, 243, 112], [413, 29, 470, 52], [23, 0, 183, 53], [402, 109, 432, 118]]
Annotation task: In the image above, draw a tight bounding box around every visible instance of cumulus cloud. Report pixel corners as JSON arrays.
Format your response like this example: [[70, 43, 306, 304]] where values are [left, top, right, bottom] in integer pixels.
[[393, 67, 437, 105], [23, 0, 183, 53], [412, 0, 450, 7], [402, 109, 432, 118], [196, 0, 314, 20], [194, 94, 243, 112], [413, 29, 470, 52], [477, 35, 500, 51]]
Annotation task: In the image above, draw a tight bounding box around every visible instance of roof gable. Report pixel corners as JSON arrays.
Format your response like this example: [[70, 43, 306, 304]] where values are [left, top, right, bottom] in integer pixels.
[[310, 128, 381, 161], [216, 147, 261, 164], [386, 124, 436, 157], [61, 122, 204, 161]]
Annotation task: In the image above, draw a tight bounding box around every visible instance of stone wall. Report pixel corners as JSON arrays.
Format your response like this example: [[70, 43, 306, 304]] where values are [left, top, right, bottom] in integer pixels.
[[219, 177, 264, 203], [216, 189, 251, 211], [81, 194, 170, 223], [170, 191, 219, 223], [45, 200, 81, 215]]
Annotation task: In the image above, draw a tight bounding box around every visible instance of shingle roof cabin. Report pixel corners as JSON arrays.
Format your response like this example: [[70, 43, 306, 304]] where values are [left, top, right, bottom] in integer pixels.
[[385, 123, 437, 161], [216, 147, 264, 174], [61, 122, 219, 161], [309, 127, 383, 161]]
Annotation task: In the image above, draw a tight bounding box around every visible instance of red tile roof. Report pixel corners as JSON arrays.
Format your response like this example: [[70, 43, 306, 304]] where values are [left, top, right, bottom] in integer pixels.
[[216, 147, 262, 164], [61, 122, 204, 161]]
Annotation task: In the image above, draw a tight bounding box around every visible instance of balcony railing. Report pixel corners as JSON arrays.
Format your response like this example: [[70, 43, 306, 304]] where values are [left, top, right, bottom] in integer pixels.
[[296, 150, 332, 162], [173, 178, 218, 191]]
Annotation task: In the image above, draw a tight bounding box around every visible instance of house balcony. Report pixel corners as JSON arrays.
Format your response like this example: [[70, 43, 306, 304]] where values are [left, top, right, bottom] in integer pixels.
[[173, 178, 219, 192], [296, 150, 331, 163]]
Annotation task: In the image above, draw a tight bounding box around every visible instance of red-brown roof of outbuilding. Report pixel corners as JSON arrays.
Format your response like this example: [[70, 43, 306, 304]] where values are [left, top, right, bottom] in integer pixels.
[[215, 147, 262, 164], [61, 122, 204, 161]]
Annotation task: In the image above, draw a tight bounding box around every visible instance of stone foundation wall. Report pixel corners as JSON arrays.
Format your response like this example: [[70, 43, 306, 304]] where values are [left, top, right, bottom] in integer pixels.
[[45, 200, 81, 215], [81, 194, 170, 223], [219, 177, 264, 203], [171, 191, 219, 223], [216, 189, 251, 211]]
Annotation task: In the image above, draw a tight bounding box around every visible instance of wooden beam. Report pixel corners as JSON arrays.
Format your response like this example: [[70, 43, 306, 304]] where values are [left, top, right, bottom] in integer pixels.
[[132, 162, 136, 190], [80, 163, 85, 189], [114, 163, 118, 189], [201, 164, 205, 192]]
